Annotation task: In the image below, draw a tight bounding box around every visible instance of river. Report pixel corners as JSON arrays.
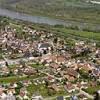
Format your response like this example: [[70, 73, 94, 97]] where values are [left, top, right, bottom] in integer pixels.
[[0, 8, 100, 31]]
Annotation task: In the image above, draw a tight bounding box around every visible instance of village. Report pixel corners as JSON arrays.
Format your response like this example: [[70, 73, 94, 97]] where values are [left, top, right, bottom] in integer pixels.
[[0, 20, 100, 100]]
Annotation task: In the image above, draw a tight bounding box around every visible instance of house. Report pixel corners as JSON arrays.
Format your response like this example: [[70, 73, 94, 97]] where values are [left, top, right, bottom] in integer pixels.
[[63, 68, 79, 81], [70, 95, 78, 100], [94, 90, 100, 100], [56, 55, 66, 64], [0, 86, 7, 100], [17, 88, 29, 100], [0, 66, 10, 76], [78, 63, 94, 72], [41, 54, 57, 63], [78, 94, 88, 100], [48, 84, 60, 92], [76, 82, 82, 90], [38, 43, 52, 53], [0, 86, 4, 95], [76, 81, 88, 90], [81, 81, 88, 89], [50, 63, 59, 70], [6, 91, 16, 100], [92, 69, 100, 78], [22, 80, 32, 86], [64, 82, 75, 93], [7, 87, 16, 94], [47, 75, 55, 82], [0, 92, 7, 100], [19, 66, 37, 75], [17, 94, 30, 100]]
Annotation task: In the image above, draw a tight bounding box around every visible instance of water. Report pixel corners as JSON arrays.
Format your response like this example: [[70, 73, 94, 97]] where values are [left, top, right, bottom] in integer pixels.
[[0, 8, 100, 30], [0, 8, 66, 25]]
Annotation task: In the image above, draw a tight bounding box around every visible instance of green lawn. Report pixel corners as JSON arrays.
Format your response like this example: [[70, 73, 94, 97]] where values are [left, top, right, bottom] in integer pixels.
[[27, 84, 67, 97], [0, 73, 46, 83], [83, 85, 100, 94], [0, 76, 28, 83], [27, 84, 48, 97]]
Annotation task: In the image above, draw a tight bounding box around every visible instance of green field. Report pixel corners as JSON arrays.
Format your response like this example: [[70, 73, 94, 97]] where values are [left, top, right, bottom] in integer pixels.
[[0, 76, 30, 83], [0, 0, 100, 24], [0, 74, 45, 83], [83, 86, 100, 95], [27, 84, 67, 97]]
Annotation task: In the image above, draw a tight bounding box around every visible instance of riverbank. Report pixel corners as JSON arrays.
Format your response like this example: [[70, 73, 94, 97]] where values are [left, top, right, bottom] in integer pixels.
[[0, 0, 100, 25], [0, 8, 100, 33]]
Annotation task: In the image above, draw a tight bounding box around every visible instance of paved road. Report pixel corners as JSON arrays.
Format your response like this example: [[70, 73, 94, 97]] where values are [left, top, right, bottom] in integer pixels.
[[80, 90, 94, 99], [2, 55, 29, 65]]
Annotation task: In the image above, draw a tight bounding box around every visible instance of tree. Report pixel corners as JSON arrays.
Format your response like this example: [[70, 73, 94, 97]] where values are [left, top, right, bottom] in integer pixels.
[[0, 17, 9, 29], [94, 91, 100, 100], [53, 37, 58, 44], [19, 60, 26, 67], [5, 61, 9, 67]]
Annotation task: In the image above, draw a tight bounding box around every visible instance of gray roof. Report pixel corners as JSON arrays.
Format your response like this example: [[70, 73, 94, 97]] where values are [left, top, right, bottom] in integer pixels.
[[57, 96, 64, 100], [39, 43, 51, 48]]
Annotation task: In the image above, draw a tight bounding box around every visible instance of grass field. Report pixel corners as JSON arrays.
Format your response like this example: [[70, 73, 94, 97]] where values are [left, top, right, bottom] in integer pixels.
[[0, 74, 45, 83], [27, 84, 67, 97], [0, 0, 100, 24], [83, 86, 100, 95]]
